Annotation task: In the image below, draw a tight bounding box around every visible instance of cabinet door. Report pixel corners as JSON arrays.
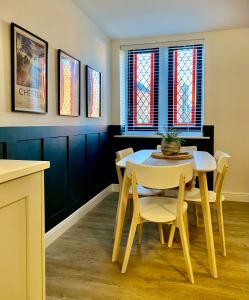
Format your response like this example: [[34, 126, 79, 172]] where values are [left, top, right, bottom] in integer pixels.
[[0, 172, 45, 300]]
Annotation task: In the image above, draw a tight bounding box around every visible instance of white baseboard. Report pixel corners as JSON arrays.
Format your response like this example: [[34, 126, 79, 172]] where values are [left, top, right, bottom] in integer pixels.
[[112, 183, 119, 192], [224, 191, 249, 203], [45, 184, 113, 248]]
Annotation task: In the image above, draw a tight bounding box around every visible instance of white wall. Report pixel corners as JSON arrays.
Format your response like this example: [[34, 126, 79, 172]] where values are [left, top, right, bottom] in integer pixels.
[[111, 28, 249, 197], [0, 0, 110, 125]]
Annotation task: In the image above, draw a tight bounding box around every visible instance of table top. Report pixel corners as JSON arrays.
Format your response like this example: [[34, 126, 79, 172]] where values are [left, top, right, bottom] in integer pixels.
[[0, 160, 50, 184], [116, 150, 216, 172]]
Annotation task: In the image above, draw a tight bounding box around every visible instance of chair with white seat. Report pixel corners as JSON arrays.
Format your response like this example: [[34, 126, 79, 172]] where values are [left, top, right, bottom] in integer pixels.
[[114, 148, 163, 243], [121, 161, 194, 283], [157, 145, 198, 202], [156, 144, 197, 190], [116, 148, 162, 197], [168, 151, 231, 257]]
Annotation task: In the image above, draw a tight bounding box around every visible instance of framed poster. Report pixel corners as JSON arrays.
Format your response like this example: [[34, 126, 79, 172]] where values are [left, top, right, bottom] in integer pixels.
[[58, 50, 80, 116], [11, 23, 48, 113], [86, 65, 101, 118]]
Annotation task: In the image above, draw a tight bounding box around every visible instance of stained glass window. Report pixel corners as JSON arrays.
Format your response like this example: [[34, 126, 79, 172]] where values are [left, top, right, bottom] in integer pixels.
[[173, 47, 197, 126], [127, 48, 159, 130], [125, 45, 203, 133], [168, 44, 203, 131], [134, 52, 154, 126]]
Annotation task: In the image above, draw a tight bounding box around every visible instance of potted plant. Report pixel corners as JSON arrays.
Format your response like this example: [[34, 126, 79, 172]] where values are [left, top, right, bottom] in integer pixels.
[[158, 128, 184, 156]]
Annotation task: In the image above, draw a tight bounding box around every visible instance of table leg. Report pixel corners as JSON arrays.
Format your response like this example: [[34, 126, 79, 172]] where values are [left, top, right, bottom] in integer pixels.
[[112, 172, 130, 262], [198, 171, 218, 278]]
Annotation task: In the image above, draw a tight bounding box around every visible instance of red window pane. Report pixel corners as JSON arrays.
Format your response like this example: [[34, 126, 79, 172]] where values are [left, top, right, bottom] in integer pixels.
[[173, 48, 197, 126], [133, 52, 154, 126]]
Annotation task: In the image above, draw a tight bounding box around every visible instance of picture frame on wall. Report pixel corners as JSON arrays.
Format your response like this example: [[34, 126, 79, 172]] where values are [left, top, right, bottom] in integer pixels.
[[11, 23, 48, 114], [86, 65, 101, 118], [58, 50, 80, 116]]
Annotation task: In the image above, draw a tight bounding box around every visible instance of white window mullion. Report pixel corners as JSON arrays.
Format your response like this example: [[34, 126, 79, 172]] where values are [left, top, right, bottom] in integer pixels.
[[119, 49, 127, 132]]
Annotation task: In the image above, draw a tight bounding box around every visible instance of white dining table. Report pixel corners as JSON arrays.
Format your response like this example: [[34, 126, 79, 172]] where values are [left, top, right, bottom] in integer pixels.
[[112, 150, 218, 278]]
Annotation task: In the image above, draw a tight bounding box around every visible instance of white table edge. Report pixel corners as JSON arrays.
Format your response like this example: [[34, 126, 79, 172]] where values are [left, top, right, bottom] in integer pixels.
[[116, 149, 216, 172]]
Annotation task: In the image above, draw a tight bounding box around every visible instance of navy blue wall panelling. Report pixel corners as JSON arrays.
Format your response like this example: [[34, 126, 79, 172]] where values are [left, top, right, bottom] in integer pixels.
[[0, 126, 114, 231], [0, 143, 5, 158], [68, 134, 87, 210], [43, 137, 68, 231], [0, 125, 214, 230], [6, 139, 42, 160], [86, 133, 101, 199]]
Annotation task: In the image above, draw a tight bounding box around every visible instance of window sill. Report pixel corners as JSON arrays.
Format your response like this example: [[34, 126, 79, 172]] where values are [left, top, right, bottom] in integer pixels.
[[114, 134, 210, 140]]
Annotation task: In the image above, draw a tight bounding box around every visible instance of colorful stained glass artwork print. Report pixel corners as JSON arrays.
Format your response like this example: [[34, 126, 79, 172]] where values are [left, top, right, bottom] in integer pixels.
[[87, 66, 101, 118], [12, 23, 48, 113], [59, 51, 80, 116], [173, 47, 197, 126], [133, 52, 154, 126]]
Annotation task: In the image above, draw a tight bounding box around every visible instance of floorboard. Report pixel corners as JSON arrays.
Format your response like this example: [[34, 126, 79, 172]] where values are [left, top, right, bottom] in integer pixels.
[[46, 193, 249, 300]]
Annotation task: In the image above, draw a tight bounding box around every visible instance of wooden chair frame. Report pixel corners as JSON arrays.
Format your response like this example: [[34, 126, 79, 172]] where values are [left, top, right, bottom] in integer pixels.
[[168, 152, 230, 257], [121, 162, 194, 283]]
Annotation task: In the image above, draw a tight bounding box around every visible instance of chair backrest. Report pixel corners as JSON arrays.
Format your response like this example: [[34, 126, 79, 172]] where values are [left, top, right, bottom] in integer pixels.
[[129, 162, 193, 222], [214, 151, 231, 200], [116, 148, 134, 160], [126, 161, 193, 190], [156, 145, 197, 152], [214, 150, 230, 173], [115, 148, 134, 191], [214, 150, 224, 162], [156, 144, 197, 189]]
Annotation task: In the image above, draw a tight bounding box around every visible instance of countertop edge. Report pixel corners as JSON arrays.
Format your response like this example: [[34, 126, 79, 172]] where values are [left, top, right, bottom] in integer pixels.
[[0, 160, 50, 184]]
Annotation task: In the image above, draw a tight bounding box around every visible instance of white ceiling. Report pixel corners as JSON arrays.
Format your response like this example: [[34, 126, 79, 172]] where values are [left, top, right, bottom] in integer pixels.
[[73, 0, 249, 39]]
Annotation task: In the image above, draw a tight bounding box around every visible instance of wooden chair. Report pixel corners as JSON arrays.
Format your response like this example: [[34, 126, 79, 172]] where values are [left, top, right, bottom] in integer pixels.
[[168, 151, 230, 257], [116, 148, 161, 196], [121, 161, 194, 284], [114, 148, 163, 243], [157, 145, 198, 201]]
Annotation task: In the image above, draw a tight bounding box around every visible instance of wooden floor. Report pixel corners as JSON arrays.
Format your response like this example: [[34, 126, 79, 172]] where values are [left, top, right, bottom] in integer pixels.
[[46, 193, 249, 300]]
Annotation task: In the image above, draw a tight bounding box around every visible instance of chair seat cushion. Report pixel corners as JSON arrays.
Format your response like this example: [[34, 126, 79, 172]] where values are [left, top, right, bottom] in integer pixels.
[[185, 188, 225, 202], [129, 185, 161, 196], [139, 196, 188, 223]]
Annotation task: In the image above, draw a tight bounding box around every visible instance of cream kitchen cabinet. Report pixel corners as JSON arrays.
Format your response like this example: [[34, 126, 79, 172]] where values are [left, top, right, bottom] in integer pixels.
[[0, 160, 50, 300]]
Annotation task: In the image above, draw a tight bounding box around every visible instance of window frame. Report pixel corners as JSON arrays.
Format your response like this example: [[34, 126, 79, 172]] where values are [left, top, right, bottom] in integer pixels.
[[123, 43, 204, 134], [168, 44, 203, 132], [127, 48, 159, 132]]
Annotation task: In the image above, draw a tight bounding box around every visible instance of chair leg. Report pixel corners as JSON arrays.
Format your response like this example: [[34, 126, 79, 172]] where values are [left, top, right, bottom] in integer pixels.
[[194, 204, 200, 227], [137, 223, 143, 245], [184, 212, 190, 251], [121, 216, 138, 273], [158, 223, 165, 245], [178, 221, 195, 284], [127, 197, 133, 219], [168, 222, 176, 248], [113, 193, 121, 239], [216, 202, 226, 256], [113, 196, 132, 239]]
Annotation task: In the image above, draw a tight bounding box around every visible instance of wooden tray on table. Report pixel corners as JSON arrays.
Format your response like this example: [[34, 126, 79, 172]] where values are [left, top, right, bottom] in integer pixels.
[[151, 151, 193, 160]]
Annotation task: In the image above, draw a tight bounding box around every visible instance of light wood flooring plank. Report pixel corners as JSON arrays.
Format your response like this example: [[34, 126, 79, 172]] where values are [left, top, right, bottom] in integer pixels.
[[46, 193, 249, 300]]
